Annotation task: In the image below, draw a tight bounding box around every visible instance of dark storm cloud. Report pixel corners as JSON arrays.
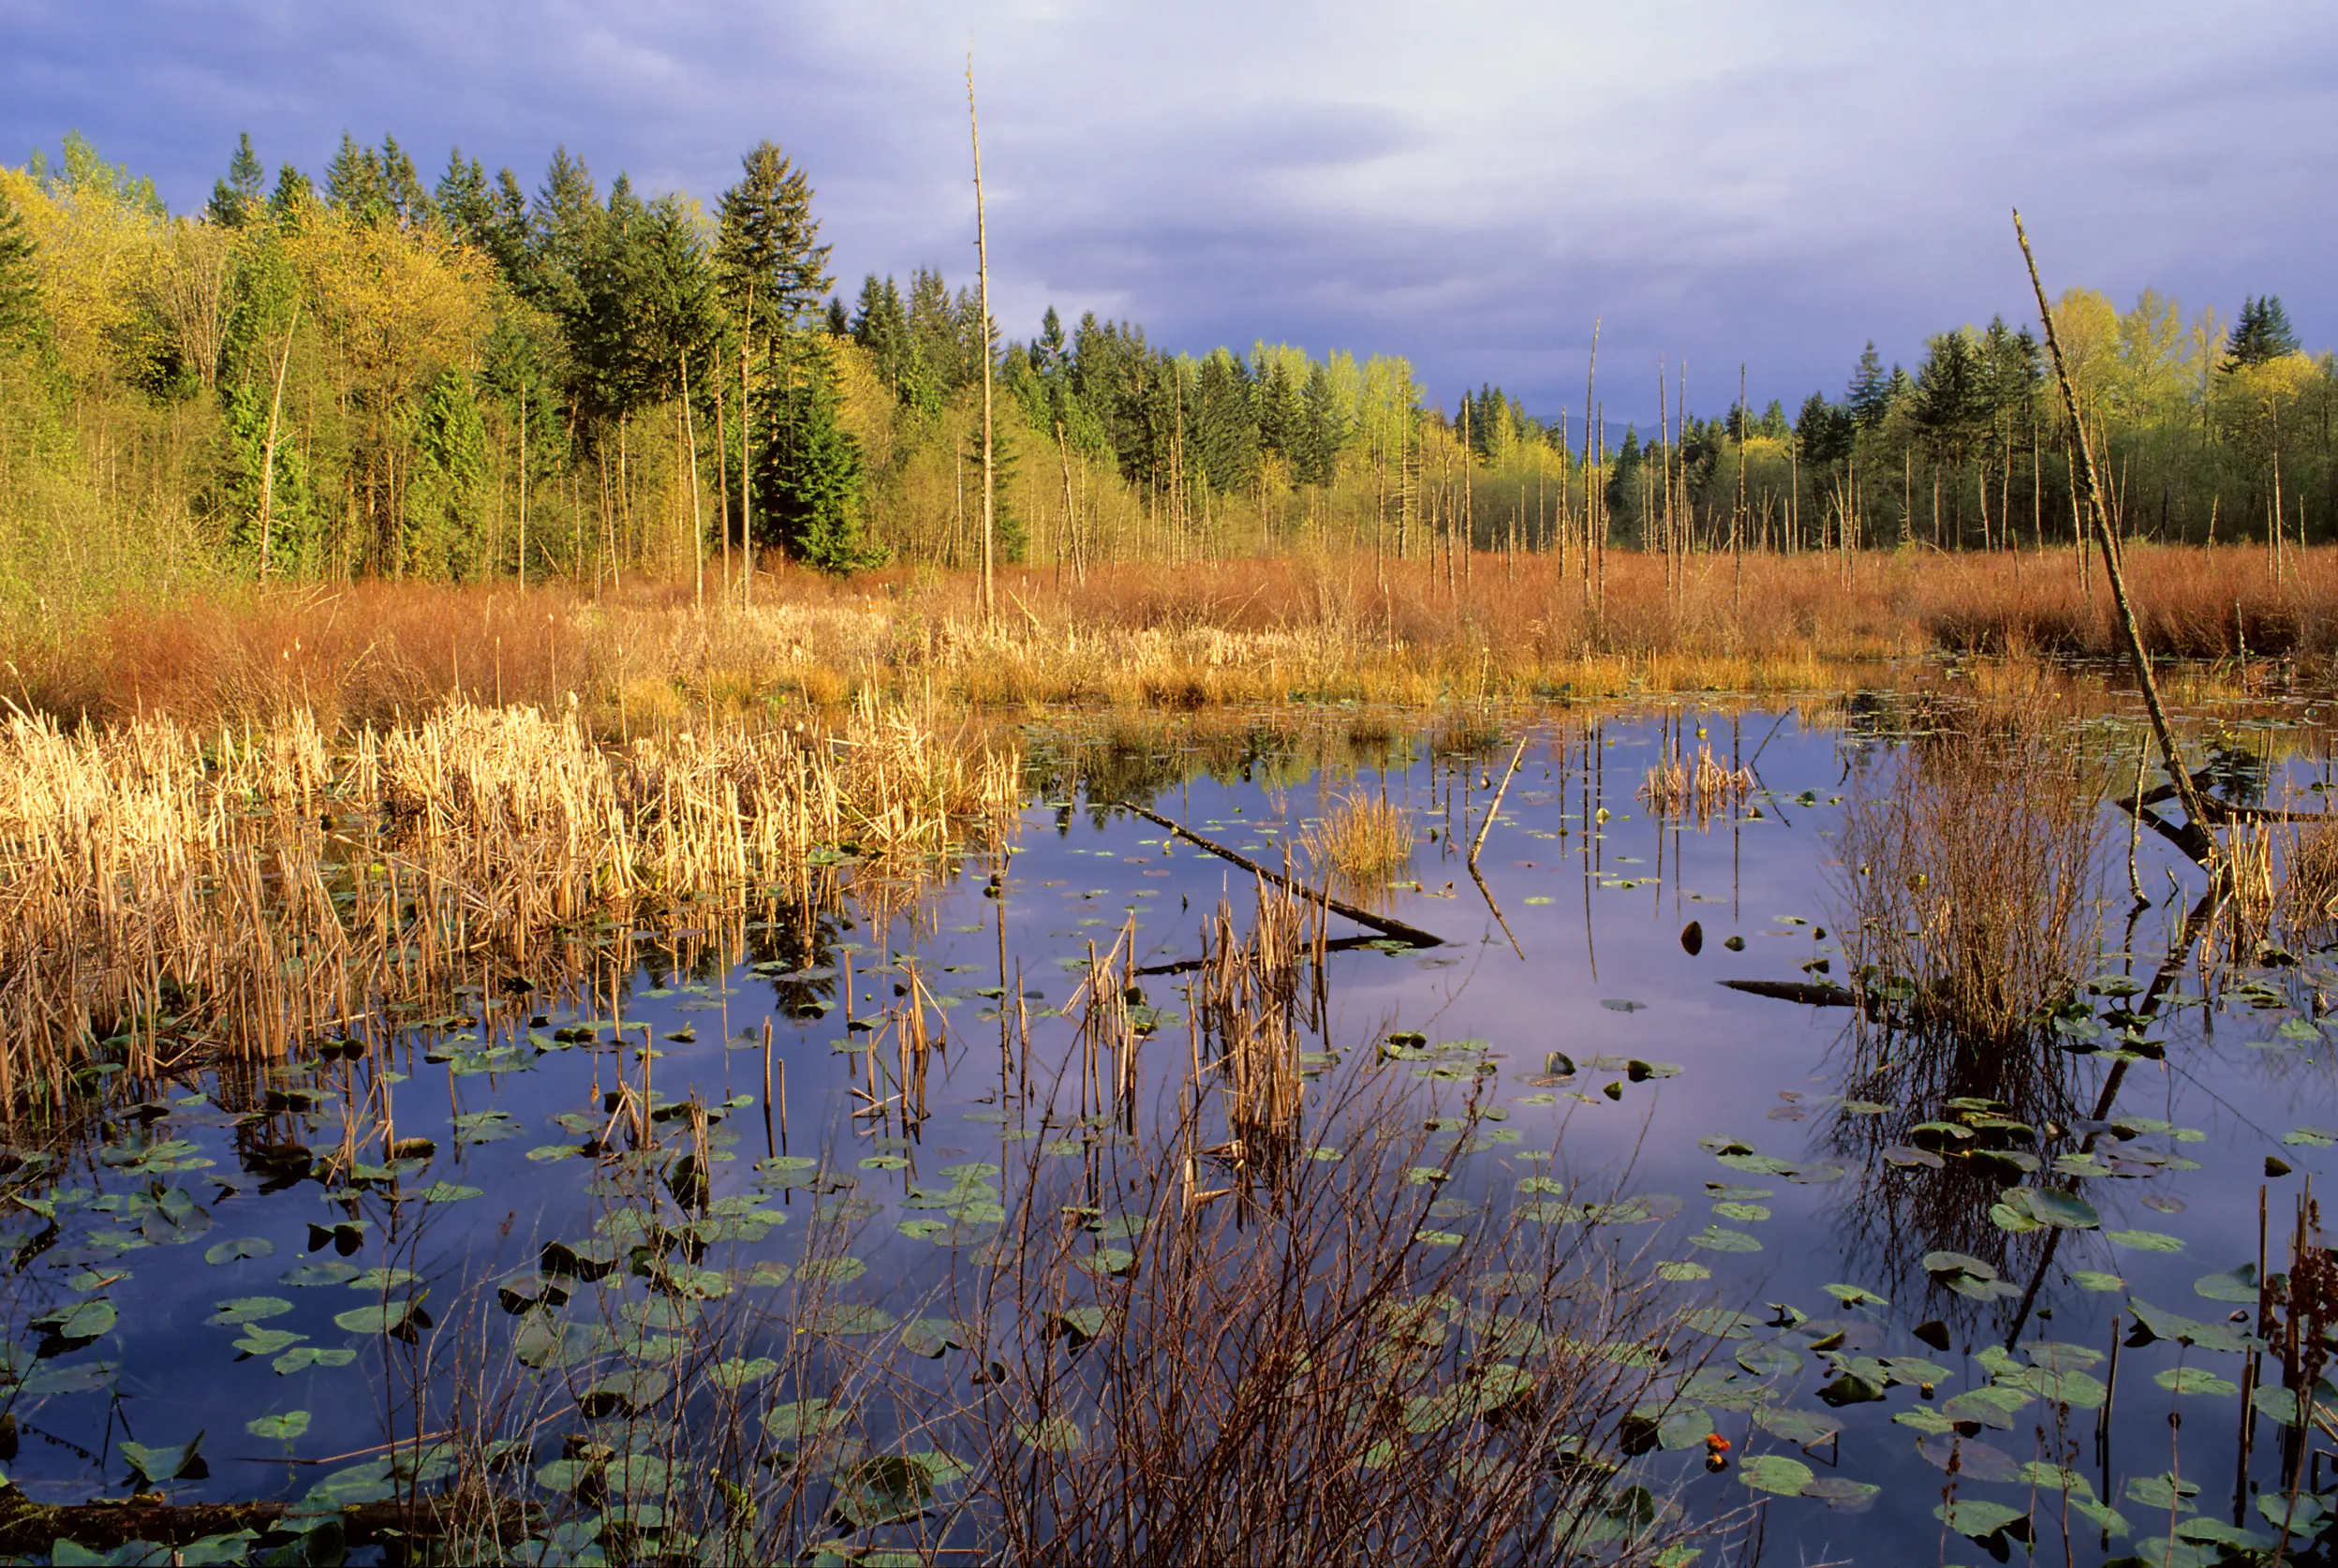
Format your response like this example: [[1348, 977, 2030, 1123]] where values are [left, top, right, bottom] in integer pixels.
[[4, 0, 2332, 424]]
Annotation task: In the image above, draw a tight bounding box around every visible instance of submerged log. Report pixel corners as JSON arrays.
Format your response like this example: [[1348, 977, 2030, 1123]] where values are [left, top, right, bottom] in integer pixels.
[[0, 1491, 540, 1556], [1115, 801, 1446, 949], [1720, 978, 1857, 1008]]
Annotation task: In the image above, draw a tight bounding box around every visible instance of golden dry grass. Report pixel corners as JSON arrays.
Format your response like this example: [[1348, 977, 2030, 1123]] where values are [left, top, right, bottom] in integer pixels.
[[1300, 792, 1415, 890], [0, 697, 1018, 1103], [11, 544, 2336, 732]]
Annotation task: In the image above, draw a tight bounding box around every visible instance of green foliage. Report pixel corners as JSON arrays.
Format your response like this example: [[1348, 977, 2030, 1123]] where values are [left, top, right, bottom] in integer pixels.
[[403, 369, 490, 578], [2227, 295, 2301, 367], [760, 336, 881, 574], [0, 185, 35, 349]]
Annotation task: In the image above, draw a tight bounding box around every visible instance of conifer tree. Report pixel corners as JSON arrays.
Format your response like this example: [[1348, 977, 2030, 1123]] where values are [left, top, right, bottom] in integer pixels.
[[206, 133, 265, 228], [761, 336, 881, 573], [2227, 296, 2301, 367], [1845, 342, 1891, 430]]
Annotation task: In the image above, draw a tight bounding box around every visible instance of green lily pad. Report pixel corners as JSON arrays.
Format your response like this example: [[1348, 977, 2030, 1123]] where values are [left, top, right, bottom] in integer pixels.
[[1739, 1454, 1814, 1495], [246, 1411, 310, 1441]]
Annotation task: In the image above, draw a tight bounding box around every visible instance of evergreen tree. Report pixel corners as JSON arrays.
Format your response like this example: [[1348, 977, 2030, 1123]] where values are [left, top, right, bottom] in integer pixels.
[[762, 337, 882, 573], [529, 148, 600, 320], [0, 185, 37, 349], [323, 133, 390, 224], [1295, 362, 1346, 487], [268, 164, 314, 226], [2227, 295, 2301, 366], [1845, 341, 1891, 430], [435, 150, 495, 250], [1255, 357, 1300, 469], [206, 133, 265, 228], [405, 368, 489, 577], [1190, 348, 1257, 493], [1796, 392, 1853, 466], [1913, 329, 1984, 461], [715, 141, 830, 336], [377, 135, 435, 229]]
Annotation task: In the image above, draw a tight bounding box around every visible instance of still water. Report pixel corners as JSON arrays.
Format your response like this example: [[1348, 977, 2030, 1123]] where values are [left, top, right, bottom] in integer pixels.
[[7, 695, 2338, 1565]]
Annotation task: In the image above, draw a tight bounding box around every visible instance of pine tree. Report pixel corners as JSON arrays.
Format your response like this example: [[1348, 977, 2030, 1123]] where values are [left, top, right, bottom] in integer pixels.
[[323, 133, 389, 223], [1845, 341, 1891, 430], [435, 150, 494, 248], [268, 164, 314, 226], [0, 184, 40, 349], [206, 133, 265, 228], [715, 142, 831, 336], [762, 337, 881, 573], [2227, 295, 2301, 367]]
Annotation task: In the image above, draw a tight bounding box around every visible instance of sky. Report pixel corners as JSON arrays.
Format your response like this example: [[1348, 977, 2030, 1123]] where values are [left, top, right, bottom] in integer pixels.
[[4, 0, 2331, 427]]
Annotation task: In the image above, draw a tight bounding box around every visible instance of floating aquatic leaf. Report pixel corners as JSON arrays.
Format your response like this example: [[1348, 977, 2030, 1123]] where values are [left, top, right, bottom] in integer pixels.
[[1800, 1477, 1879, 1510], [2008, 1188, 2100, 1229], [1820, 1283, 1887, 1309], [2107, 1227, 2186, 1252], [35, 1298, 116, 1339], [1738, 1455, 1814, 1495], [246, 1411, 310, 1441], [333, 1298, 422, 1336], [206, 1296, 291, 1326], [1754, 1406, 1839, 1447], [805, 1303, 895, 1337], [2070, 1269, 2126, 1293], [1688, 1225, 1761, 1253], [2155, 1367, 2239, 1397], [1921, 1251, 1996, 1280], [1735, 1342, 1805, 1380], [122, 1434, 208, 1486], [2002, 1365, 2107, 1408], [1936, 1499, 2030, 1544], [1654, 1261, 1710, 1282], [230, 1326, 303, 1357], [1711, 1201, 1769, 1222], [272, 1346, 355, 1375], [415, 1182, 482, 1203], [1015, 1417, 1082, 1452], [204, 1237, 274, 1265], [711, 1356, 778, 1391], [1680, 1309, 1762, 1339], [2194, 1265, 2261, 1303]]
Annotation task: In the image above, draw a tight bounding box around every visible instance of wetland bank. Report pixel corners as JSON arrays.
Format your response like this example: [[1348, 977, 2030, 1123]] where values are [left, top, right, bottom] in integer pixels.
[[5, 658, 2338, 1567]]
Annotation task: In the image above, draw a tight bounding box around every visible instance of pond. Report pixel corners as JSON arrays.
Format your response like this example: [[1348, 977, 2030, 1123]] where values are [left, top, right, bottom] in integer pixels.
[[7, 688, 2338, 1566]]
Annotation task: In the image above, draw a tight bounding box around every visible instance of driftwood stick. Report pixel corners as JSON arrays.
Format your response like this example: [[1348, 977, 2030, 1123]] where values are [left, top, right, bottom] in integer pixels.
[[1470, 737, 1530, 866], [2014, 209, 2215, 849], [1117, 801, 1445, 949]]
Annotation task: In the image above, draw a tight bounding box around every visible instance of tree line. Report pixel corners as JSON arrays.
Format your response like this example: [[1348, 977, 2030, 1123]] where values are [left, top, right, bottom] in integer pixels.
[[0, 128, 2328, 616]]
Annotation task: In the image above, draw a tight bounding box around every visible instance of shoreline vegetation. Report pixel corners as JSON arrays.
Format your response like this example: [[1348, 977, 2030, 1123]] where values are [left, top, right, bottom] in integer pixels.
[[7, 544, 2336, 734]]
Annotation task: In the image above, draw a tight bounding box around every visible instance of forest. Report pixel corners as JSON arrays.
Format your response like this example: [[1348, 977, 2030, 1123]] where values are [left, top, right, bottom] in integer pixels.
[[0, 128, 2330, 628]]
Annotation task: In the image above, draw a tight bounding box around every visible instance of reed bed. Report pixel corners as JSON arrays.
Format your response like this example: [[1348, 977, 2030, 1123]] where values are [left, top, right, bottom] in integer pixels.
[[1831, 689, 2111, 1047], [1299, 791, 1415, 893], [0, 698, 1018, 1107], [16, 545, 2338, 732], [1635, 744, 1754, 824]]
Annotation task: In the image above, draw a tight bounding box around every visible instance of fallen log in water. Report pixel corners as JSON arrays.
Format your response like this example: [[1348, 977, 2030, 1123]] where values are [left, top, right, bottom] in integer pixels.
[[0, 1492, 540, 1557], [1116, 800, 1446, 949], [1720, 978, 1857, 1008]]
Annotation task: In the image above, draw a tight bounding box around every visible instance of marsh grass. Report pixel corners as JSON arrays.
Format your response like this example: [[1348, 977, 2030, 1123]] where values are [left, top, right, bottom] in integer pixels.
[[1300, 792, 1415, 895], [1636, 745, 1754, 825], [22, 547, 2337, 733], [0, 698, 1017, 1107], [2276, 817, 2338, 946], [1833, 691, 2111, 1048]]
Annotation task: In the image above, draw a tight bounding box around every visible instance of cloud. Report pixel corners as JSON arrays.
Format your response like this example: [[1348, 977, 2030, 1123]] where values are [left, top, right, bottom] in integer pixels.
[[3, 0, 2331, 423]]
